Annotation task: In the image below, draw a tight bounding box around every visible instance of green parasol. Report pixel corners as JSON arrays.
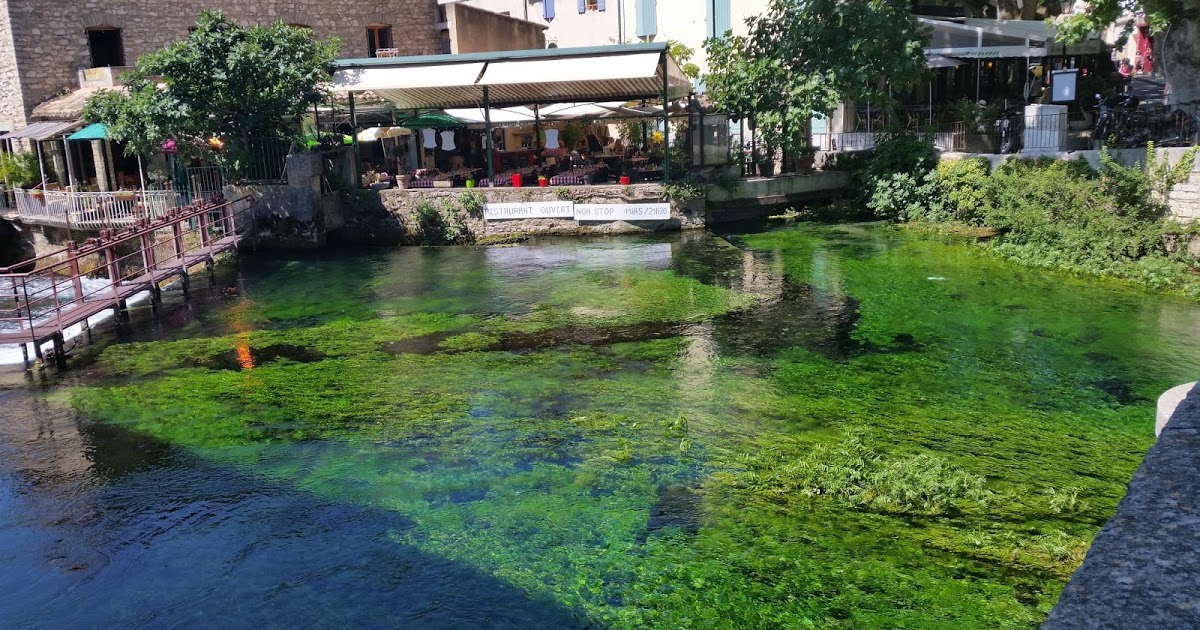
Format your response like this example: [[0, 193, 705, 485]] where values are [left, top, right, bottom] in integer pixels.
[[398, 112, 464, 129], [304, 133, 354, 148]]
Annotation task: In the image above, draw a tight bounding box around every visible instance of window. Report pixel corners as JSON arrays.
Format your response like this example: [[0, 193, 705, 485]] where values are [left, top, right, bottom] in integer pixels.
[[366, 24, 392, 57], [586, 0, 599, 10], [577, 0, 605, 12], [87, 28, 125, 68]]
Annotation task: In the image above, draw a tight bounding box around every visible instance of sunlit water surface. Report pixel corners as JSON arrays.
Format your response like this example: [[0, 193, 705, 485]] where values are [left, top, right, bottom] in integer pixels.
[[3, 224, 1199, 628]]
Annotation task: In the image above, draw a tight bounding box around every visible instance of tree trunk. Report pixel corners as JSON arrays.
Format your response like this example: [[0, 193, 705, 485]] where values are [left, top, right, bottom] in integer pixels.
[[1158, 13, 1200, 109]]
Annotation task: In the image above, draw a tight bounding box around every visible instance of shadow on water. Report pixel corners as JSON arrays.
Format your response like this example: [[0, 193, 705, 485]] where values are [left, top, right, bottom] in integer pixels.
[[0, 389, 591, 629]]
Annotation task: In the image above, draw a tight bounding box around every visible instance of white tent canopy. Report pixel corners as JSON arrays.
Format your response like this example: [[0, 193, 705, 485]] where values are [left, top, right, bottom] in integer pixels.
[[444, 107, 536, 125], [331, 43, 692, 110]]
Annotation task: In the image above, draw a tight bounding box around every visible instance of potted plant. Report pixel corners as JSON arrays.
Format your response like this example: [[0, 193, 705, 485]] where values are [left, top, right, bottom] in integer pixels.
[[538, 175, 548, 187], [619, 173, 631, 186], [795, 145, 817, 173], [114, 189, 138, 201]]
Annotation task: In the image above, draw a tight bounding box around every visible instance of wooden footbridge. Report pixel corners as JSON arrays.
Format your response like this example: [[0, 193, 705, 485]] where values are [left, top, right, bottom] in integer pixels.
[[0, 194, 255, 368]]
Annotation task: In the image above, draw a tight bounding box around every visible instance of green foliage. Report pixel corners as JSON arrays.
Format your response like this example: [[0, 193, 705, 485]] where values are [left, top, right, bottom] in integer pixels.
[[663, 175, 703, 203], [0, 151, 39, 187], [868, 170, 946, 222], [936, 158, 993, 223], [559, 122, 585, 153], [554, 186, 574, 201], [413, 198, 469, 245], [860, 147, 1200, 295], [455, 190, 486, 219], [83, 10, 339, 158], [703, 0, 928, 155], [740, 428, 989, 514], [666, 40, 701, 80]]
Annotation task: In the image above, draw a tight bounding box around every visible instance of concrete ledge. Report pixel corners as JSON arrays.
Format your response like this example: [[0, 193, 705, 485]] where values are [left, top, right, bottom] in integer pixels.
[[1043, 382, 1200, 629]]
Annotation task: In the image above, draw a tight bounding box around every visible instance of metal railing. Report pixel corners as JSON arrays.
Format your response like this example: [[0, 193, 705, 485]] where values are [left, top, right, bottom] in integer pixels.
[[813, 122, 965, 152], [11, 189, 184, 230], [0, 195, 254, 362]]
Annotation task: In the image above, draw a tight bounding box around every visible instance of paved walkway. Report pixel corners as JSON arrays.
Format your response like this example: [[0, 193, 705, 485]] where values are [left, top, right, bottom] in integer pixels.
[[1042, 383, 1200, 629]]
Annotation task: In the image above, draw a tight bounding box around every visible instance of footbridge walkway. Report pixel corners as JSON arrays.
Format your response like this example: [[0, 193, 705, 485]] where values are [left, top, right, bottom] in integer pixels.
[[0, 194, 255, 368]]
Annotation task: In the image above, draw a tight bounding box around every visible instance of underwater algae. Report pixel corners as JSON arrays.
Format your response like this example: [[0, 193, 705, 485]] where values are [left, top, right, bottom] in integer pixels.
[[66, 228, 1200, 628]]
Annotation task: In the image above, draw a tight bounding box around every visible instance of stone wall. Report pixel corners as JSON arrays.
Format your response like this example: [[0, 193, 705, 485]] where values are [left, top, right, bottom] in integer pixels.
[[0, 1, 25, 132], [3, 0, 439, 129], [378, 184, 703, 241], [1043, 383, 1200, 628], [1169, 182, 1200, 222], [447, 4, 545, 54]]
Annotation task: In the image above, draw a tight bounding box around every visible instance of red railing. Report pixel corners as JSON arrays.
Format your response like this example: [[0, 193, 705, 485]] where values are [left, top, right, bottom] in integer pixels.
[[0, 194, 255, 364]]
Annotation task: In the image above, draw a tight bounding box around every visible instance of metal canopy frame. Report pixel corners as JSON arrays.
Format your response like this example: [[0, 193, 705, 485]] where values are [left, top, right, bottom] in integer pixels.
[[331, 43, 691, 185]]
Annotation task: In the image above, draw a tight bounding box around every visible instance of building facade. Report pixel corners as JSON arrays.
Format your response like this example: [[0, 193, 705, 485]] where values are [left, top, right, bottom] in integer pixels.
[[0, 0, 442, 132], [439, 0, 758, 74]]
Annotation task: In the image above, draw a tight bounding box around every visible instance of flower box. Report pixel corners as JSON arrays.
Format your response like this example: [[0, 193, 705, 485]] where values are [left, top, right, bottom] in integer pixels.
[[433, 180, 453, 188]]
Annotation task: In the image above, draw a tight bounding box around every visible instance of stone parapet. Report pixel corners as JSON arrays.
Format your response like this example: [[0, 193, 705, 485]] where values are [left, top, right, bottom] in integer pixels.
[[378, 184, 703, 239], [1042, 382, 1200, 629]]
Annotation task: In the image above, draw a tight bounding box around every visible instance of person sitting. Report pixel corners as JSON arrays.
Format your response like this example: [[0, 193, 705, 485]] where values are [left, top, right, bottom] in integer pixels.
[[586, 132, 604, 154]]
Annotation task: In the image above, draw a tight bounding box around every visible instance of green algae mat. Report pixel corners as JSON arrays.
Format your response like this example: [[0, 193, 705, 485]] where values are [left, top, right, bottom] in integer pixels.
[[62, 225, 1200, 627]]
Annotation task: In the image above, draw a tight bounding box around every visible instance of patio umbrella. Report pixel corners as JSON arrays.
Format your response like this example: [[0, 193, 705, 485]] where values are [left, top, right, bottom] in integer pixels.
[[398, 112, 463, 129]]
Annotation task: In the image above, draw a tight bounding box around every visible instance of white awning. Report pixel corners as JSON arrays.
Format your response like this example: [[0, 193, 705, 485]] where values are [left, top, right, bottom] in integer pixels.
[[540, 102, 625, 119], [332, 62, 487, 109], [329, 44, 693, 111], [479, 52, 690, 106], [444, 106, 536, 125]]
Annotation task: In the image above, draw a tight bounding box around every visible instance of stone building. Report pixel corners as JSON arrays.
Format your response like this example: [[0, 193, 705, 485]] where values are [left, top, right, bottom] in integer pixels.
[[0, 0, 443, 132]]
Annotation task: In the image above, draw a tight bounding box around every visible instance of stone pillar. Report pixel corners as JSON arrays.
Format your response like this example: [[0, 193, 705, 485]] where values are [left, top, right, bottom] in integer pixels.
[[91, 140, 111, 191], [105, 141, 118, 189], [47, 143, 67, 185]]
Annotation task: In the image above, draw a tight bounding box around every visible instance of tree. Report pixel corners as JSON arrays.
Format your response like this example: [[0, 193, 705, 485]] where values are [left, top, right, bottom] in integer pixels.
[[1056, 0, 1200, 108], [667, 40, 701, 80], [703, 0, 928, 156], [83, 10, 339, 166]]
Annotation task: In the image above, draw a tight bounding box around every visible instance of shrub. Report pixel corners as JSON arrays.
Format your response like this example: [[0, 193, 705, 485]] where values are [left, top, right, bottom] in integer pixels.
[[935, 158, 993, 224], [867, 170, 946, 222], [0, 151, 39, 188], [456, 190, 486, 219], [413, 198, 469, 245]]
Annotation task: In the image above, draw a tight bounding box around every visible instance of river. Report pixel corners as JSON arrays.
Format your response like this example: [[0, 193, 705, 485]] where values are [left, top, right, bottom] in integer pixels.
[[2, 223, 1198, 628]]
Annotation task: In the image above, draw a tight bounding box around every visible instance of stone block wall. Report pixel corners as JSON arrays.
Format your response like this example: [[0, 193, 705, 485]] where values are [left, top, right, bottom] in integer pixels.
[[0, 1, 25, 132], [1169, 182, 1200, 222], [378, 184, 704, 240], [3, 0, 439, 129]]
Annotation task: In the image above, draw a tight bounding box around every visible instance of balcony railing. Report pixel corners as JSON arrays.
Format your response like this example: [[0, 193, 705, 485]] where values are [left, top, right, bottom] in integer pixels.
[[11, 189, 184, 230]]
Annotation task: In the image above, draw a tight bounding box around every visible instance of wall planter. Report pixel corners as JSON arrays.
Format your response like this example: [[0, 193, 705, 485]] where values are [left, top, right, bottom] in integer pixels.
[[114, 191, 137, 201], [432, 180, 453, 188], [962, 133, 998, 154]]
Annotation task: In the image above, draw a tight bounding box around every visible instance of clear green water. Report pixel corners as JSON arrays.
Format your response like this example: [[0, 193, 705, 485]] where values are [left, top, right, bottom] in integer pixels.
[[3, 223, 1199, 628]]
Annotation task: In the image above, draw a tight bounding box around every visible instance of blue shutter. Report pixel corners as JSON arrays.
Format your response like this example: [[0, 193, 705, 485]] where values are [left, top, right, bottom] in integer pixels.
[[706, 0, 730, 38], [578, 0, 586, 13], [635, 0, 657, 37], [544, 0, 556, 20], [597, 0, 606, 10]]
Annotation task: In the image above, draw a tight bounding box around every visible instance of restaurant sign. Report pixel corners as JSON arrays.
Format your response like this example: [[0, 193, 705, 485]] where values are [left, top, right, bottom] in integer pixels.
[[924, 46, 1044, 59], [483, 201, 672, 221], [483, 201, 575, 220], [574, 203, 672, 221]]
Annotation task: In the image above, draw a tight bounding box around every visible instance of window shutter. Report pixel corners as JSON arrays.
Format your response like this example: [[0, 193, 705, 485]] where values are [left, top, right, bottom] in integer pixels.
[[635, 0, 657, 38], [578, 0, 586, 13], [597, 0, 606, 10], [544, 0, 556, 20], [714, 0, 730, 36]]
